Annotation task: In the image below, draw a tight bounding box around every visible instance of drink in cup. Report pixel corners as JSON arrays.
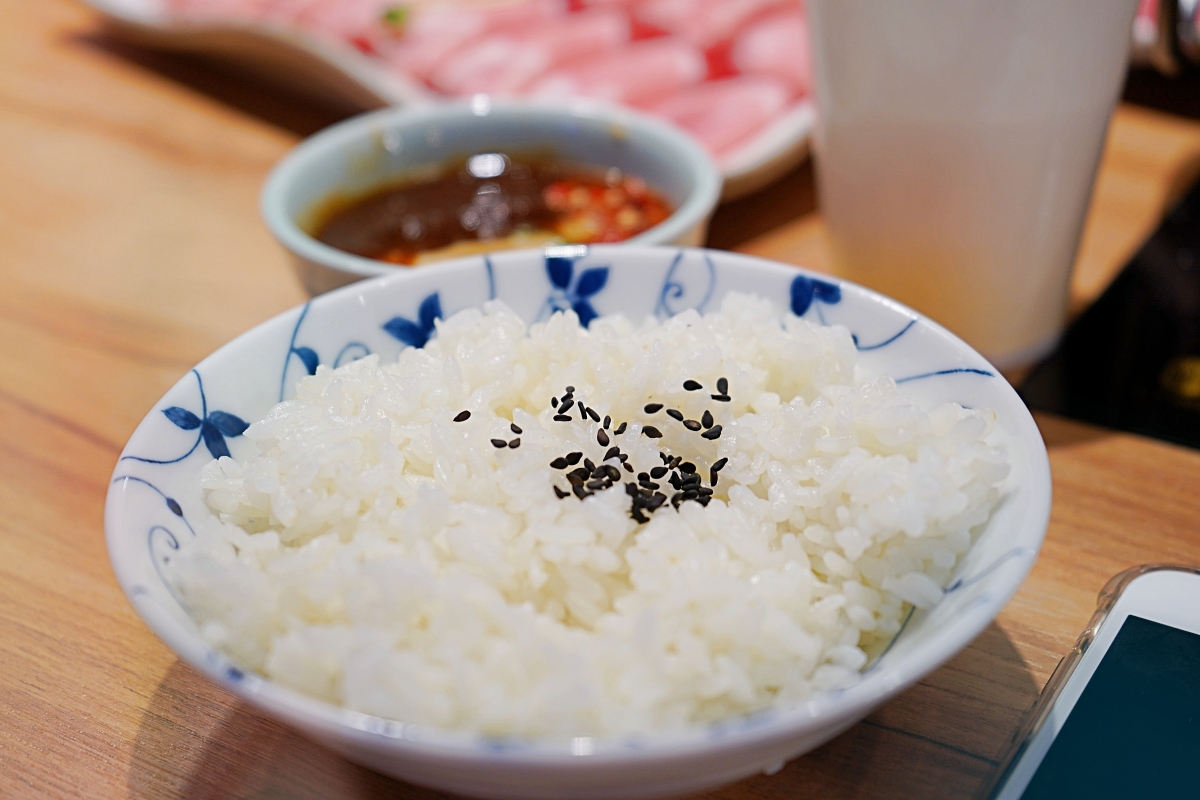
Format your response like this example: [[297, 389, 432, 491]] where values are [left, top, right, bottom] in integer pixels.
[[805, 0, 1140, 368]]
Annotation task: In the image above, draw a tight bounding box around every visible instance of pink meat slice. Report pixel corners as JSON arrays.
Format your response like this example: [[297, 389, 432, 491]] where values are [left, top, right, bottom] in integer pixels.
[[293, 0, 398, 42], [649, 75, 792, 157], [635, 0, 792, 49], [578, 0, 637, 7], [528, 38, 707, 107], [386, 0, 568, 82], [165, 0, 282, 21], [730, 8, 811, 95], [430, 10, 630, 96]]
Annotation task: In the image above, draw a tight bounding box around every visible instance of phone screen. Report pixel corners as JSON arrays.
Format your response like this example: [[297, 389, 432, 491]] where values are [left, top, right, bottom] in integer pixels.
[[1019, 615, 1200, 798]]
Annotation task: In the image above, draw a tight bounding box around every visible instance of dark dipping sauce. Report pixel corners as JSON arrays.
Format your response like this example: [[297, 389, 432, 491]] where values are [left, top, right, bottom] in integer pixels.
[[312, 153, 672, 266]]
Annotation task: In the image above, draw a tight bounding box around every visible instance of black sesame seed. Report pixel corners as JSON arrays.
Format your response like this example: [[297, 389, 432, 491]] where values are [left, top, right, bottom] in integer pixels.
[[644, 403, 663, 414], [671, 492, 684, 508], [554, 414, 572, 422], [508, 438, 521, 448], [669, 473, 682, 490], [683, 380, 703, 391], [701, 425, 722, 440], [591, 465, 607, 479], [711, 394, 731, 402], [670, 456, 682, 469], [639, 480, 660, 491], [573, 483, 591, 499], [660, 452, 671, 463], [570, 467, 589, 481], [683, 419, 701, 431], [643, 426, 663, 438], [579, 404, 588, 420], [604, 465, 621, 481], [565, 385, 575, 393], [554, 486, 569, 499], [618, 453, 629, 462], [566, 452, 583, 465], [603, 446, 620, 461], [698, 486, 714, 496], [697, 496, 711, 506], [491, 439, 508, 448], [597, 429, 610, 447], [650, 466, 668, 479], [625, 482, 639, 497], [647, 493, 666, 510], [682, 489, 699, 500], [614, 422, 628, 435], [453, 410, 471, 422], [701, 410, 714, 429], [586, 407, 600, 423], [560, 398, 575, 413], [666, 409, 684, 421], [511, 423, 523, 435], [586, 479, 606, 491], [603, 415, 611, 429], [632, 508, 650, 524], [551, 397, 559, 408], [680, 462, 696, 474], [623, 461, 634, 472], [717, 377, 728, 394], [550, 457, 569, 469], [709, 469, 719, 486], [584, 458, 595, 472], [712, 457, 728, 472], [638, 472, 651, 481], [568, 471, 586, 485]]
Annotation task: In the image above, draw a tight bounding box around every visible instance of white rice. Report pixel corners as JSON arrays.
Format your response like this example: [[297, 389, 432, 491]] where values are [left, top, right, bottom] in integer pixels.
[[169, 293, 1009, 738]]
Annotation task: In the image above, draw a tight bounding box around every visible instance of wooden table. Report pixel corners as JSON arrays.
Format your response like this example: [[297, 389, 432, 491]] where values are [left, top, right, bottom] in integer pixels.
[[4, 2, 1200, 797]]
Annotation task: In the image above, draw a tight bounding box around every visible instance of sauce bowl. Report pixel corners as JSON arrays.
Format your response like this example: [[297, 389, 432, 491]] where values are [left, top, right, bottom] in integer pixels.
[[262, 100, 723, 295]]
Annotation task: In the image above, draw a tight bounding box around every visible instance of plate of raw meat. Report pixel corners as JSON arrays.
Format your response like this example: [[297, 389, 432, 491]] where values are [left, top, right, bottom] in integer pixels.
[[85, 0, 814, 198]]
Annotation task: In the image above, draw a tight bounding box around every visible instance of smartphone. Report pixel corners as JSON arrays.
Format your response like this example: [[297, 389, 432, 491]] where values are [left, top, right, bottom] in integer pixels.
[[983, 565, 1200, 799]]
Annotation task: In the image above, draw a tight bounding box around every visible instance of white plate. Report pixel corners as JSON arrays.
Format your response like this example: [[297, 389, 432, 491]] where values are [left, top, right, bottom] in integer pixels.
[[83, 0, 813, 199]]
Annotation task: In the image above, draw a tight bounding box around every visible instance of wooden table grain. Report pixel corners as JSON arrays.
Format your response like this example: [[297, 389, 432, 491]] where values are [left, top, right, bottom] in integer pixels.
[[3, 2, 1200, 798]]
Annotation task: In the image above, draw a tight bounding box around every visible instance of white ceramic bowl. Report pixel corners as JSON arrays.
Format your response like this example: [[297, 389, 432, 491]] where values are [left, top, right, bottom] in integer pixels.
[[106, 245, 1050, 800], [262, 101, 723, 296]]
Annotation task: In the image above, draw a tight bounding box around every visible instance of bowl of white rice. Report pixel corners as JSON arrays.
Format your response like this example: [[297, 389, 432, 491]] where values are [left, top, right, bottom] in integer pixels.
[[106, 245, 1050, 799]]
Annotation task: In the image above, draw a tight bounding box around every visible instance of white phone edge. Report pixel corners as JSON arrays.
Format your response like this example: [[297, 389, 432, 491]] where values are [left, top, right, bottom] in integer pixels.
[[982, 564, 1200, 800]]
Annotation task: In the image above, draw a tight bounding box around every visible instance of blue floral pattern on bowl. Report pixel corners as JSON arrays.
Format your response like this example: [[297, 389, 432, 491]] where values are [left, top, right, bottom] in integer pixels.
[[541, 248, 610, 325], [383, 292, 443, 347], [122, 371, 249, 463], [656, 250, 716, 317]]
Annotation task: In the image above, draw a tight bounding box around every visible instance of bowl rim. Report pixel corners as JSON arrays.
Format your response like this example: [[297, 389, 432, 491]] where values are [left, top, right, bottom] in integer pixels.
[[106, 244, 1051, 765], [260, 99, 724, 281]]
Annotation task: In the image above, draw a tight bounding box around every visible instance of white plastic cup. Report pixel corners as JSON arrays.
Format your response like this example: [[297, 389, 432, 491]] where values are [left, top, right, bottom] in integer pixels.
[[806, 0, 1140, 368]]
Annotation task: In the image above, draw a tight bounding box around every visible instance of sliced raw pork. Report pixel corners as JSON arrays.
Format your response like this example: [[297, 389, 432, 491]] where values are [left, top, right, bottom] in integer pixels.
[[429, 10, 631, 95], [649, 75, 792, 158], [528, 38, 707, 107], [730, 8, 811, 94]]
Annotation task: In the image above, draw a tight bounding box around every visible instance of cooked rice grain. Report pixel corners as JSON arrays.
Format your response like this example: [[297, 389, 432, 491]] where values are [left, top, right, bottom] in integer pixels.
[[170, 294, 1009, 737]]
